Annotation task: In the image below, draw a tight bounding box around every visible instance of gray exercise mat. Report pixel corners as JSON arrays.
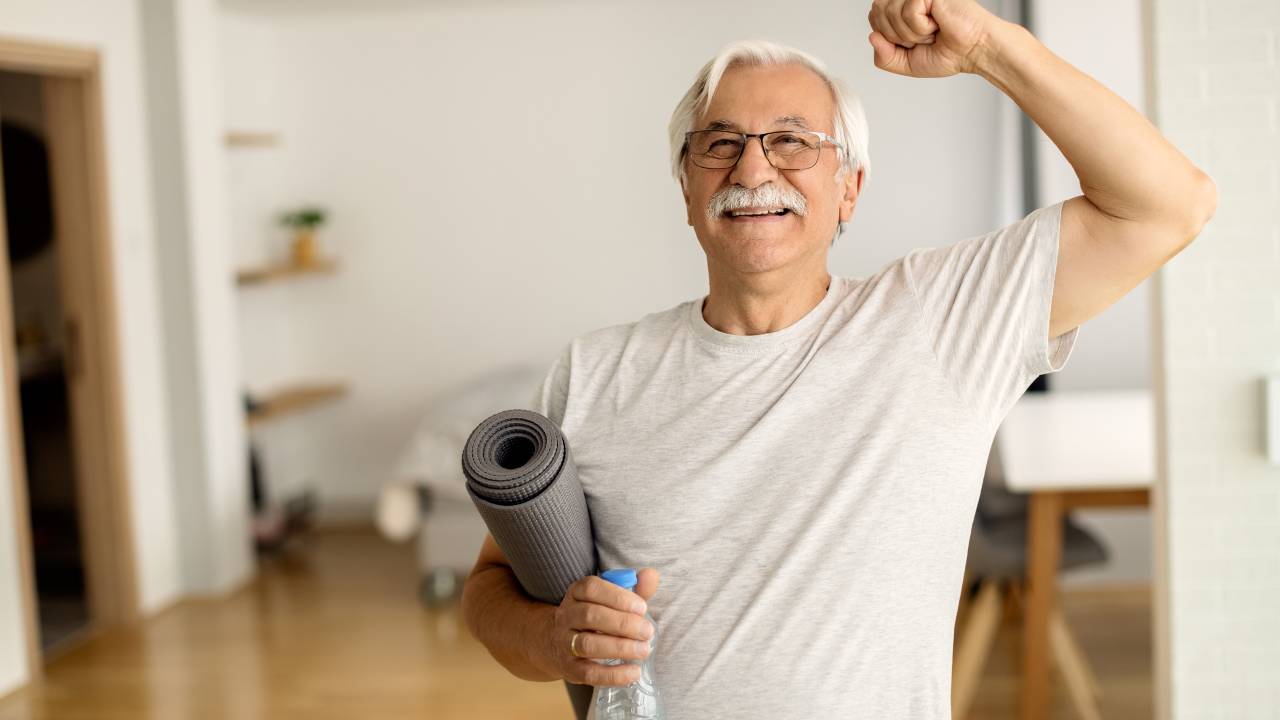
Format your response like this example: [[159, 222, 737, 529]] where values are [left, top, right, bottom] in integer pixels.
[[462, 408, 597, 720]]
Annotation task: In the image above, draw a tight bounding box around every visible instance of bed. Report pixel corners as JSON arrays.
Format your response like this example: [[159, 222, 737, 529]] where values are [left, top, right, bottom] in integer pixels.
[[377, 362, 548, 606]]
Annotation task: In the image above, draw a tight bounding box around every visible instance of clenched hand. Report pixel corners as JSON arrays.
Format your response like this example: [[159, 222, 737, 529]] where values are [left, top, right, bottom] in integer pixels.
[[537, 568, 661, 687], [867, 0, 1005, 77]]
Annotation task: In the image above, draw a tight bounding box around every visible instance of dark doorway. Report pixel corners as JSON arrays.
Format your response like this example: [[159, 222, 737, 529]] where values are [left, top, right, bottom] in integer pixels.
[[1, 70, 90, 652]]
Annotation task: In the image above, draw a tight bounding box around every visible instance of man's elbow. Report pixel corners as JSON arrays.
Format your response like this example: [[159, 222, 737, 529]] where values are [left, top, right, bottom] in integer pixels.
[[1178, 170, 1219, 244]]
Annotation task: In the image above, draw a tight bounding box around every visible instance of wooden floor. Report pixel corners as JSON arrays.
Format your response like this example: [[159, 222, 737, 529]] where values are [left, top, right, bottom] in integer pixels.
[[0, 530, 1151, 719]]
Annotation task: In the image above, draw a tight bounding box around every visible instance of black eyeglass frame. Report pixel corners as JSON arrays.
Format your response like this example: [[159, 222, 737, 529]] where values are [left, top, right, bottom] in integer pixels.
[[683, 129, 845, 171]]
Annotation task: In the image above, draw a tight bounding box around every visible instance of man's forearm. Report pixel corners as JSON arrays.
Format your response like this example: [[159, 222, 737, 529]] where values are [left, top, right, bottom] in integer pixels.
[[973, 19, 1213, 227], [461, 564, 560, 682]]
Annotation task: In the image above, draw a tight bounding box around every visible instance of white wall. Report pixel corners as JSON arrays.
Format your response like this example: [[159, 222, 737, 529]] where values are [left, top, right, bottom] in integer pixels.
[[1153, 0, 1280, 715], [0, 0, 181, 696], [218, 0, 1010, 514], [140, 0, 251, 594]]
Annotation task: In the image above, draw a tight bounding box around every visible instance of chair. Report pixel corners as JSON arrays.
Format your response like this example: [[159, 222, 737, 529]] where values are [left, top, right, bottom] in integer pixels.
[[952, 440, 1109, 720]]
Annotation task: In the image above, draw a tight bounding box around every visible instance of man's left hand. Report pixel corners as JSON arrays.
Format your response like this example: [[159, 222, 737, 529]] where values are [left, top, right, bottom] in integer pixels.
[[866, 0, 1005, 78]]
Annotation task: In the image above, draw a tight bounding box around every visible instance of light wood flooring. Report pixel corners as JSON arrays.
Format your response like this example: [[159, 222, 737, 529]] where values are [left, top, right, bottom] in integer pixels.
[[0, 529, 1150, 719]]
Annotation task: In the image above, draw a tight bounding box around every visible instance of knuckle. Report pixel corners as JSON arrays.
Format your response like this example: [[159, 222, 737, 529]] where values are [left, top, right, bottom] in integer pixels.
[[599, 665, 628, 686], [577, 632, 596, 658], [582, 664, 605, 685], [619, 616, 638, 637], [588, 602, 609, 625], [611, 637, 631, 660], [583, 576, 606, 596]]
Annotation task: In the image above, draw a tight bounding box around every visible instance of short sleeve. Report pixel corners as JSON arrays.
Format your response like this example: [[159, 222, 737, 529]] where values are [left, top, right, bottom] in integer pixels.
[[902, 201, 1080, 428], [526, 342, 572, 427]]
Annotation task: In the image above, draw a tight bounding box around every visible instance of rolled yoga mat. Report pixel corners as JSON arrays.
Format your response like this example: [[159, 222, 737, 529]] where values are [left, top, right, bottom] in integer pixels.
[[461, 408, 598, 720]]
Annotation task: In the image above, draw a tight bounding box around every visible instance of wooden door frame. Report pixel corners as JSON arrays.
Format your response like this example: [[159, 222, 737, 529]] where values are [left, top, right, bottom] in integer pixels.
[[0, 35, 139, 681]]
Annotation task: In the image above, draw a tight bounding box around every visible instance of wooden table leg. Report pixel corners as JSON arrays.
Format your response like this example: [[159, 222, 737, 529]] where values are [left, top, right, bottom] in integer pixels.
[[1021, 491, 1063, 720]]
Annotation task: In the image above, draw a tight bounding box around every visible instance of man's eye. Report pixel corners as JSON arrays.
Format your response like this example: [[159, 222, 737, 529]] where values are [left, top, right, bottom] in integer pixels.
[[772, 134, 808, 147]]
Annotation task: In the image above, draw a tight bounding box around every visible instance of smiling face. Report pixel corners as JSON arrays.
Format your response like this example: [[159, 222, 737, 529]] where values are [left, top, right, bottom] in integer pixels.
[[680, 62, 864, 277]]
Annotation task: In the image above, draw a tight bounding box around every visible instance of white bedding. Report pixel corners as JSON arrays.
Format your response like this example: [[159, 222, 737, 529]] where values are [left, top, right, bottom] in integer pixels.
[[378, 362, 546, 542]]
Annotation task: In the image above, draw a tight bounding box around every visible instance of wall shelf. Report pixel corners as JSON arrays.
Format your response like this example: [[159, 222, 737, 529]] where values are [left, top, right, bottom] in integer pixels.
[[236, 258, 338, 286], [246, 382, 348, 427], [225, 130, 281, 148]]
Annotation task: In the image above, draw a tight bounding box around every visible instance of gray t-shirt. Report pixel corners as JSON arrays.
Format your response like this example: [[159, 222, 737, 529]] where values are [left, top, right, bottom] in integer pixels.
[[530, 201, 1078, 719]]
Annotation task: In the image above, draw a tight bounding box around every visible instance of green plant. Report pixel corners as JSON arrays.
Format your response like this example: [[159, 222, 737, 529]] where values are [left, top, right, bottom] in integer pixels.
[[279, 206, 327, 231]]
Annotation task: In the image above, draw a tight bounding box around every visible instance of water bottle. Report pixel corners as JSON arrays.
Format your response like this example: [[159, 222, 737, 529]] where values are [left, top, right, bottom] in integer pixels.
[[592, 568, 664, 720]]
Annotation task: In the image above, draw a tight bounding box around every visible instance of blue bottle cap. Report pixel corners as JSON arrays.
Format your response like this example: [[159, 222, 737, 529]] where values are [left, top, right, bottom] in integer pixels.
[[600, 568, 638, 591]]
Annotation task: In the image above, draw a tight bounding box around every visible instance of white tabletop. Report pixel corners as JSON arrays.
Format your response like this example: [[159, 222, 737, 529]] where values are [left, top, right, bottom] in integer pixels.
[[995, 389, 1155, 493]]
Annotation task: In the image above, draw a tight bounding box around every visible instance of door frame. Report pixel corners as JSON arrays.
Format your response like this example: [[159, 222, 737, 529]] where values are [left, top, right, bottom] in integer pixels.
[[0, 35, 138, 680]]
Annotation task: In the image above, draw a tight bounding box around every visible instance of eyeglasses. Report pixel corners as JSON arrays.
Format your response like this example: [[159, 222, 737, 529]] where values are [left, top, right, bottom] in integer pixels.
[[684, 129, 843, 171]]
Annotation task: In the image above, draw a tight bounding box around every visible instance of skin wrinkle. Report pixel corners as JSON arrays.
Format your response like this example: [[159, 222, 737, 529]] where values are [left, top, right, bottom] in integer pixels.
[[705, 115, 813, 131]]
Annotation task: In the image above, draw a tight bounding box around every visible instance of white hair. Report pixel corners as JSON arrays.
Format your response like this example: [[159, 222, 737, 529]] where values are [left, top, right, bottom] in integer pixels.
[[668, 40, 870, 190]]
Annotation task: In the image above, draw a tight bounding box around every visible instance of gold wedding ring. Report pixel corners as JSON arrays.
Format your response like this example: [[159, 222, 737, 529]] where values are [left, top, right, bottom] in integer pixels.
[[570, 631, 585, 658]]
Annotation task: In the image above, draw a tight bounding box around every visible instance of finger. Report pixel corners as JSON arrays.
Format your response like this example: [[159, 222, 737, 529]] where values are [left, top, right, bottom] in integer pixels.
[[569, 602, 655, 642], [634, 567, 660, 602], [868, 3, 905, 47], [570, 575, 647, 615], [866, 4, 883, 39], [884, 0, 926, 46], [903, 0, 940, 37], [868, 30, 911, 76], [573, 630, 651, 662], [567, 658, 642, 687]]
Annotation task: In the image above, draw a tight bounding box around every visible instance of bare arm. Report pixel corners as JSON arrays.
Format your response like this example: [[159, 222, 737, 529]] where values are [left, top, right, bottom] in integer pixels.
[[867, 0, 1219, 340], [461, 533, 560, 681], [971, 19, 1218, 339]]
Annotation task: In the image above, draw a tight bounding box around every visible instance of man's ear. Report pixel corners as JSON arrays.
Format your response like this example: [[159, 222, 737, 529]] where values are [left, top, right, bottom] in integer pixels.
[[680, 172, 694, 227], [838, 167, 864, 223]]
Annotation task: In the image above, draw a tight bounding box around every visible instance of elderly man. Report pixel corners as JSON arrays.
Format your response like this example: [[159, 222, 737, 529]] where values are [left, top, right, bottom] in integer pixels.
[[461, 0, 1216, 717]]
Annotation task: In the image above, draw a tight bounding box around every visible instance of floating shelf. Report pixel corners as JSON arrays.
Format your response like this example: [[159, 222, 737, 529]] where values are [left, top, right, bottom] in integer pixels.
[[247, 382, 348, 427], [236, 258, 338, 286], [225, 130, 281, 148]]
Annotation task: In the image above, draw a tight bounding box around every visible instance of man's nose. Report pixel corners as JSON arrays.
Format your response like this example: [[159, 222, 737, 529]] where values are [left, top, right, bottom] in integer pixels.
[[728, 136, 779, 189]]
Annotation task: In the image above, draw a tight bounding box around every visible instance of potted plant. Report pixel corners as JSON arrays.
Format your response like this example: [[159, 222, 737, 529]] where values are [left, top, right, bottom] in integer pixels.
[[279, 206, 327, 267]]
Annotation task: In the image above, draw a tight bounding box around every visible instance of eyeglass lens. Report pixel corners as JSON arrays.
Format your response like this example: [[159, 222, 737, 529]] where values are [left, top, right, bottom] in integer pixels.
[[687, 130, 825, 170]]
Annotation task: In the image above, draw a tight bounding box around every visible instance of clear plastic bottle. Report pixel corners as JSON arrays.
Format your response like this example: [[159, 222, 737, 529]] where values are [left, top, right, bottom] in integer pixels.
[[591, 568, 664, 720]]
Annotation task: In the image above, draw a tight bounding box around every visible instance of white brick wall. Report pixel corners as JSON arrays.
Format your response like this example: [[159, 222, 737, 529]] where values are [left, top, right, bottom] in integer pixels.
[[1154, 0, 1280, 717]]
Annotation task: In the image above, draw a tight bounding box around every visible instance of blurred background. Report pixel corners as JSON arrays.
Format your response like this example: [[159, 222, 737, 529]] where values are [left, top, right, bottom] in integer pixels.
[[0, 0, 1274, 718]]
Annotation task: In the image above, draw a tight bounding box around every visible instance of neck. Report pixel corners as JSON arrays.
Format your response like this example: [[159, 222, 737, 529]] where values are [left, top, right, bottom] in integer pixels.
[[701, 264, 832, 336]]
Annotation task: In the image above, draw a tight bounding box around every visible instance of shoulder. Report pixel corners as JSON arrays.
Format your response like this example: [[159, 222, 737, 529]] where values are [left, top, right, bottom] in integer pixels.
[[567, 300, 691, 367], [537, 300, 689, 425]]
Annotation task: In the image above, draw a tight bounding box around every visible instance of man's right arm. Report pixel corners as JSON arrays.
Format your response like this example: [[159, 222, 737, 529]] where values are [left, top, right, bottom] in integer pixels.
[[461, 533, 560, 682]]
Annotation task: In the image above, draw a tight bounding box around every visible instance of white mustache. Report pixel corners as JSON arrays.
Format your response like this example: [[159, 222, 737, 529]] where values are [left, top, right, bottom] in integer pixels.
[[706, 184, 809, 222]]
